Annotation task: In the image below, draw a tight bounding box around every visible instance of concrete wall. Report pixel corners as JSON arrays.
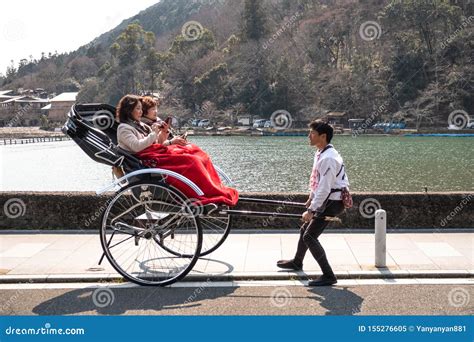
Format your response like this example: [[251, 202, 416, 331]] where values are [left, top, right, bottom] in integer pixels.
[[0, 192, 472, 231]]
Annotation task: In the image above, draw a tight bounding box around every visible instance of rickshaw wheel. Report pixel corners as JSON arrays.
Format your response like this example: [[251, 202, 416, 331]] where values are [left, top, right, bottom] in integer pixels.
[[194, 205, 232, 256], [152, 190, 232, 257], [100, 181, 202, 286]]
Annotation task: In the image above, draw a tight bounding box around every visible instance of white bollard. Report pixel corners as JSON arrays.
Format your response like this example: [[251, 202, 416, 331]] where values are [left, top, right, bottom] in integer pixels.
[[375, 209, 386, 268]]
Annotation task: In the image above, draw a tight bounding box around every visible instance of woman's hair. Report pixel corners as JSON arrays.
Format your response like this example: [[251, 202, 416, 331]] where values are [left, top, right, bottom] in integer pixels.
[[141, 96, 160, 118], [309, 120, 334, 143], [116, 95, 142, 123]]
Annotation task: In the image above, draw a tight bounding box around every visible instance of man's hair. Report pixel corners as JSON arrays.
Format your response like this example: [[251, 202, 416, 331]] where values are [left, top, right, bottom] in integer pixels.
[[309, 120, 334, 143]]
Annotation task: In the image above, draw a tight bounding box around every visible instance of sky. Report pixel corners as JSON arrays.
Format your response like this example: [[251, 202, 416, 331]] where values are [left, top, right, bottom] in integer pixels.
[[0, 0, 160, 74]]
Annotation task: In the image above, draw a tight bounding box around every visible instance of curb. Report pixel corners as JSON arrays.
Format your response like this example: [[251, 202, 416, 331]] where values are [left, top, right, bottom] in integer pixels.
[[1, 228, 473, 234], [1, 270, 473, 284]]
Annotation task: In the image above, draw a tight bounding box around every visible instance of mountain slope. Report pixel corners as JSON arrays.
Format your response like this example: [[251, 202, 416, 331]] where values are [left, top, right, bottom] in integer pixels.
[[89, 0, 225, 48]]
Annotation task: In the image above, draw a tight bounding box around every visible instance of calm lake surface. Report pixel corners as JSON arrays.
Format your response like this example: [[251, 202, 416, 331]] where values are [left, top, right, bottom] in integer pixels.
[[1, 135, 472, 192]]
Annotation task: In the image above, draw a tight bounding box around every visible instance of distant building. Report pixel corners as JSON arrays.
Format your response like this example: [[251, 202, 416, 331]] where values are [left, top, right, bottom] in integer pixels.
[[140, 91, 161, 99], [0, 95, 50, 126], [46, 92, 78, 122], [325, 111, 348, 127], [237, 115, 262, 126], [0, 90, 15, 103]]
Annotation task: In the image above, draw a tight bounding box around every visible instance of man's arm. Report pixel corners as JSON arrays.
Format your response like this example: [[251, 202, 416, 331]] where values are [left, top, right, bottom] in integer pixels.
[[308, 158, 338, 213]]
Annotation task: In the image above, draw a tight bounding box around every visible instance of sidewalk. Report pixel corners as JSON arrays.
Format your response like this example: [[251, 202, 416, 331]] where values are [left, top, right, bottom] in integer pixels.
[[0, 231, 472, 283]]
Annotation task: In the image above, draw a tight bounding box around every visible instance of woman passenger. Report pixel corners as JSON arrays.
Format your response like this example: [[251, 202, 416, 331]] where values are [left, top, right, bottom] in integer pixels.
[[116, 94, 238, 207]]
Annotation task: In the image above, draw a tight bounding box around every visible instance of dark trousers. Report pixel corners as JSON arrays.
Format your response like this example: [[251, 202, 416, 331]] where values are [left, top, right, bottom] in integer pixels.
[[294, 200, 345, 277]]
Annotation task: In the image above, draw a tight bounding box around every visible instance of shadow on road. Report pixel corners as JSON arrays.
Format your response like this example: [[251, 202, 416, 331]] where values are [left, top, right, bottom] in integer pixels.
[[32, 282, 236, 315], [33, 257, 237, 315], [307, 286, 364, 315]]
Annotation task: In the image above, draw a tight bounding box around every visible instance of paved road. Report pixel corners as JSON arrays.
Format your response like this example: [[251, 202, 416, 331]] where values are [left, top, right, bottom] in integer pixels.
[[1, 281, 472, 315]]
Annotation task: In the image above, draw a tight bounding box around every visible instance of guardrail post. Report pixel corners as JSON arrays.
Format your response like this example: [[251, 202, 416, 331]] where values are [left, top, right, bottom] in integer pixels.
[[375, 209, 386, 268]]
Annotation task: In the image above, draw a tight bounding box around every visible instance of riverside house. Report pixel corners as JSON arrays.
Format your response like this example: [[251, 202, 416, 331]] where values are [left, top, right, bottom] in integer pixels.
[[0, 94, 50, 126], [44, 92, 78, 123]]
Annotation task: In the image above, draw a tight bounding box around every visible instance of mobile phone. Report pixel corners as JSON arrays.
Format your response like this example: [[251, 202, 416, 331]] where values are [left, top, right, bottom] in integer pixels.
[[181, 131, 188, 140], [165, 116, 172, 127]]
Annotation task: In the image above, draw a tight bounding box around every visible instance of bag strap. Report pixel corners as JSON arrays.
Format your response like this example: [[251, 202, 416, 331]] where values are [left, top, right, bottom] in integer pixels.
[[318, 146, 346, 210], [336, 163, 345, 179], [319, 144, 333, 155]]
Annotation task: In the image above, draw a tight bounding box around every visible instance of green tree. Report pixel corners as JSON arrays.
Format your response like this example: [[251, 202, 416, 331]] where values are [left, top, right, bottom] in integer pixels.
[[40, 115, 49, 130], [383, 0, 461, 55], [193, 63, 228, 105], [5, 60, 16, 83], [144, 49, 161, 93], [241, 0, 267, 41], [107, 23, 157, 96], [161, 28, 218, 110], [77, 78, 102, 103]]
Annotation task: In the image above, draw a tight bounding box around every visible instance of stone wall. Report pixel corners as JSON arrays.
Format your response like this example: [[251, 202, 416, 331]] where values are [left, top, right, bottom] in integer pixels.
[[0, 192, 472, 230]]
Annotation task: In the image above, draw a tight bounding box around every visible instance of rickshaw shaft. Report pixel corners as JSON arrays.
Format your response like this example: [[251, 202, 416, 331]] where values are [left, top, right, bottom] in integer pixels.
[[219, 209, 302, 219], [238, 197, 305, 207], [218, 209, 341, 222]]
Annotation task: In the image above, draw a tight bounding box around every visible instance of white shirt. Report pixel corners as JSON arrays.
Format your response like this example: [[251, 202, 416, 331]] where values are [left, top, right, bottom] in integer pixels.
[[117, 122, 157, 153], [309, 145, 349, 212]]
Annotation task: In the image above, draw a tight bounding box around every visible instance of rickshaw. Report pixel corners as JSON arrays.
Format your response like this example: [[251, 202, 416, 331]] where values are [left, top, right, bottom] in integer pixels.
[[62, 103, 319, 286]]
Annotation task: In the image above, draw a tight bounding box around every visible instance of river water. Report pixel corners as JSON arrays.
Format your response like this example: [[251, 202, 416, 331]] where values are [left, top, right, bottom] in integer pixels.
[[1, 135, 472, 192]]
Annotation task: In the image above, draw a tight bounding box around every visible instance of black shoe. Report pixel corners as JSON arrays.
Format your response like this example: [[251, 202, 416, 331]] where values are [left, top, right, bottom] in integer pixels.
[[277, 259, 303, 271], [307, 274, 337, 286]]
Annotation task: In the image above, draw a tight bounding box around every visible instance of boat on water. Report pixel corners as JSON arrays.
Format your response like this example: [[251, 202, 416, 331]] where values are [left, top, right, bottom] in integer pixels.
[[404, 133, 474, 137], [261, 130, 308, 136]]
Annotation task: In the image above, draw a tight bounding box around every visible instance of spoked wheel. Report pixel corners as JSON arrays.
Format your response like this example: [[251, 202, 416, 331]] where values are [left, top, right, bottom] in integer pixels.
[[154, 168, 234, 257], [151, 191, 232, 257], [196, 205, 232, 256], [196, 169, 234, 256], [100, 181, 202, 286]]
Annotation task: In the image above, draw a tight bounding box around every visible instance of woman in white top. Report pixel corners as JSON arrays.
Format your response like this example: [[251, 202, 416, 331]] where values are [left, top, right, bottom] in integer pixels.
[[115, 94, 238, 207], [116, 95, 168, 153]]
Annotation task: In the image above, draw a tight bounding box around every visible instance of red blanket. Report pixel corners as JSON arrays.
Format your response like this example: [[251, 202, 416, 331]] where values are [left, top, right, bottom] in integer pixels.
[[136, 143, 239, 206]]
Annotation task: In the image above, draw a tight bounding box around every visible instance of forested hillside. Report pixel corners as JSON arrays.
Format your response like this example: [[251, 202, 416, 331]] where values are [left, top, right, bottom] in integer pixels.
[[1, 0, 472, 127]]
